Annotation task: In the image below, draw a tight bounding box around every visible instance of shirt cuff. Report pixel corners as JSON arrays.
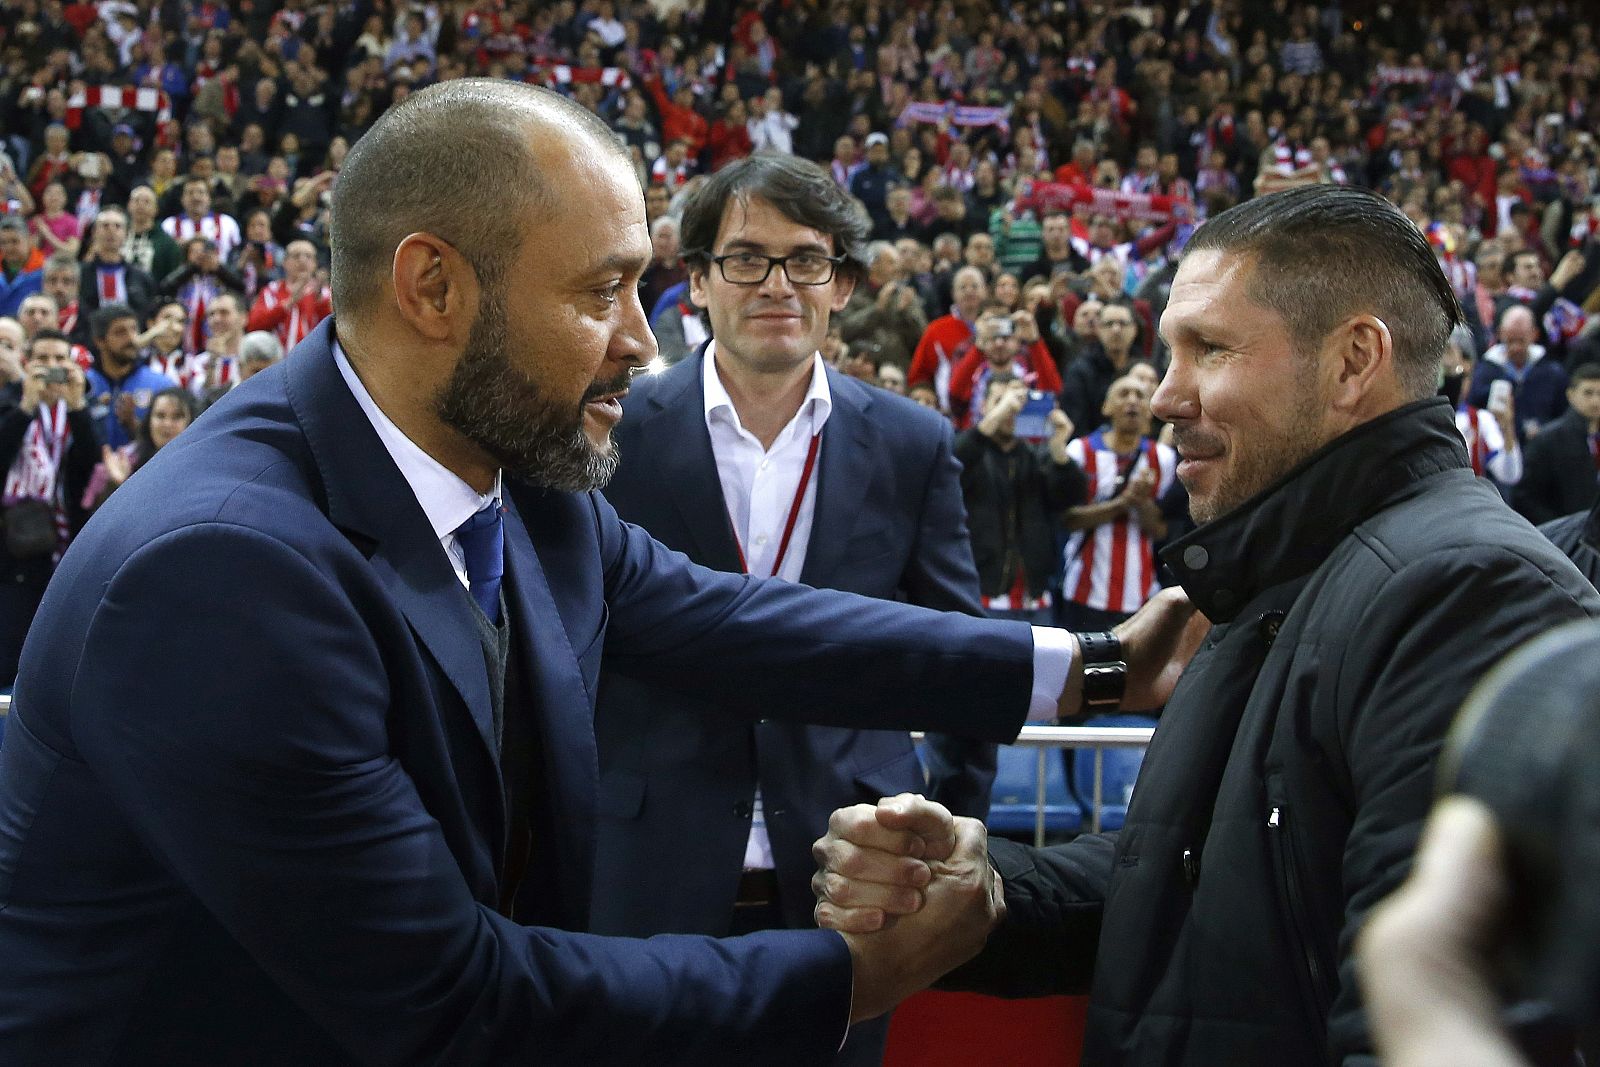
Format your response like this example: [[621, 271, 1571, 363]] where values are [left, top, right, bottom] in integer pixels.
[[1027, 626, 1076, 722]]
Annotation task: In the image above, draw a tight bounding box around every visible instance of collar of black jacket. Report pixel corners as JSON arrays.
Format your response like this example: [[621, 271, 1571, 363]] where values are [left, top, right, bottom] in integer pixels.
[[1160, 397, 1468, 623]]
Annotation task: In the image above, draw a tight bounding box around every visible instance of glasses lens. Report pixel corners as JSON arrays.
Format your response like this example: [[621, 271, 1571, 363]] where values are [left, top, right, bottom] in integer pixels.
[[784, 254, 835, 284], [720, 253, 771, 283]]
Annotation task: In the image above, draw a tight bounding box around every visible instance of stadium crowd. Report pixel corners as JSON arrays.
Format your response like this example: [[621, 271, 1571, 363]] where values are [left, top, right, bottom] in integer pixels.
[[2, 0, 1600, 683]]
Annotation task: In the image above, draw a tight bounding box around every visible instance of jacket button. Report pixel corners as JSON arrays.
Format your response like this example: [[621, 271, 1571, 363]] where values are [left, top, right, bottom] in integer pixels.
[[1182, 545, 1209, 570]]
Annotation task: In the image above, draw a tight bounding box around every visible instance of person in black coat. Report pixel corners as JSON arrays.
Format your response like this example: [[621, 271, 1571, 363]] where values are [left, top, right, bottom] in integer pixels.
[[1539, 489, 1600, 587], [815, 186, 1600, 1066], [0, 329, 99, 683], [1514, 363, 1600, 524], [955, 376, 1084, 619]]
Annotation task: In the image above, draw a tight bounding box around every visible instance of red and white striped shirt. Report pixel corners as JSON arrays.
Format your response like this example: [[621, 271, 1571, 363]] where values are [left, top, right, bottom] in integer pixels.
[[247, 279, 332, 351], [161, 212, 242, 262], [1061, 431, 1178, 614]]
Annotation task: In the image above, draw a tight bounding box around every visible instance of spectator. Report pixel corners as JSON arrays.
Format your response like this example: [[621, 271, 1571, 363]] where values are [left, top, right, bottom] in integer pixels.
[[908, 264, 987, 412], [40, 254, 80, 339], [81, 386, 198, 513], [1515, 363, 1600, 524], [1442, 326, 1522, 492], [1056, 374, 1180, 633], [0, 218, 44, 318], [706, 99, 753, 173], [15, 294, 56, 343], [140, 301, 190, 384], [0, 328, 98, 683], [1025, 211, 1091, 282], [78, 207, 158, 326], [956, 375, 1083, 622], [747, 87, 798, 155], [1060, 299, 1142, 438], [637, 216, 687, 318], [28, 180, 80, 259], [160, 237, 246, 356], [246, 240, 331, 353], [948, 308, 1064, 430], [122, 186, 183, 285], [836, 240, 926, 370], [849, 132, 899, 232], [1471, 304, 1570, 441], [649, 138, 694, 188], [0, 318, 23, 387], [188, 291, 248, 399], [161, 176, 242, 264], [236, 329, 284, 383], [84, 302, 177, 451], [230, 209, 288, 298], [872, 185, 919, 242]]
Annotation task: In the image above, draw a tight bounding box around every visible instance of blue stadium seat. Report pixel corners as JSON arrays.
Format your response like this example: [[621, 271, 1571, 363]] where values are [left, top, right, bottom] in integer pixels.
[[1070, 714, 1158, 832], [987, 744, 1081, 835]]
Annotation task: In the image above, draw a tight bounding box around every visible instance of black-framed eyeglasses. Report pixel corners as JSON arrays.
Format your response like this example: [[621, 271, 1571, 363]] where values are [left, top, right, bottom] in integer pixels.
[[709, 250, 845, 286]]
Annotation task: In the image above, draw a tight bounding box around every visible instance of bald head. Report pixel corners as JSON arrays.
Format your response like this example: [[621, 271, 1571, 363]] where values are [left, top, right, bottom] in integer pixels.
[[330, 79, 629, 320]]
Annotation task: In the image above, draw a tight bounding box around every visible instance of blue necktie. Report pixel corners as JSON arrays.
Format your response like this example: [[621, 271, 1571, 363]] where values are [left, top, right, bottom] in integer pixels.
[[454, 502, 504, 622]]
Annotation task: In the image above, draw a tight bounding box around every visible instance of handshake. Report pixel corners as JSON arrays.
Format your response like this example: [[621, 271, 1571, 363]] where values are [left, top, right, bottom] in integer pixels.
[[811, 793, 1001, 1023]]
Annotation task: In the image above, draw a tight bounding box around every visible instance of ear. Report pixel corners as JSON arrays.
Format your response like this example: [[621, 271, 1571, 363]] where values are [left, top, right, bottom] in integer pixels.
[[829, 270, 857, 311], [391, 231, 477, 344], [687, 263, 711, 310], [1328, 314, 1393, 413]]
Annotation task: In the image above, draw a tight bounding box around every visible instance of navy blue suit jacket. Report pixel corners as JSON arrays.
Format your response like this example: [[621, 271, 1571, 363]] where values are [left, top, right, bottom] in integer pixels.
[[0, 322, 1034, 1065], [590, 350, 996, 937]]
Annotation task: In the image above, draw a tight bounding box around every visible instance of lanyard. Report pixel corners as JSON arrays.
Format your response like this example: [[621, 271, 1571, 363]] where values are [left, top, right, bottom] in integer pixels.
[[731, 432, 821, 578]]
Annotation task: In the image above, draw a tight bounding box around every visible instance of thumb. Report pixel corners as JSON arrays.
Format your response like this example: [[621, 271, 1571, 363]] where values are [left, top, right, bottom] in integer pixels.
[[875, 794, 958, 860]]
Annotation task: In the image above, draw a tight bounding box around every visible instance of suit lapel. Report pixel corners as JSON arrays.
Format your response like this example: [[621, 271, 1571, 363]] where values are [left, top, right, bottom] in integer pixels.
[[500, 496, 597, 929], [799, 368, 878, 587], [285, 321, 499, 768], [649, 350, 744, 571]]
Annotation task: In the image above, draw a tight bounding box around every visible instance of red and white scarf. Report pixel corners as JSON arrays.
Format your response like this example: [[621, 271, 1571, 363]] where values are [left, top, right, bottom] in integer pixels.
[[3, 399, 73, 557]]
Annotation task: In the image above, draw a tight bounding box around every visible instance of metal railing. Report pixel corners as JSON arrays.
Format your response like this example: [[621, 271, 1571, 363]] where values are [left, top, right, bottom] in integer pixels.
[[0, 697, 1148, 845], [1011, 725, 1154, 844]]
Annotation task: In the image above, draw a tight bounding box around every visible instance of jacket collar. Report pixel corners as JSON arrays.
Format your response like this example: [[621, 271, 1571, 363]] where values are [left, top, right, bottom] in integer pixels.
[[1162, 398, 1470, 623], [636, 343, 878, 584]]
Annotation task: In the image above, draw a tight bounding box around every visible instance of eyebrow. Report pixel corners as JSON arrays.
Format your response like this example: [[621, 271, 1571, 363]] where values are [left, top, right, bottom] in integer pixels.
[[717, 238, 833, 256], [580, 251, 650, 278]]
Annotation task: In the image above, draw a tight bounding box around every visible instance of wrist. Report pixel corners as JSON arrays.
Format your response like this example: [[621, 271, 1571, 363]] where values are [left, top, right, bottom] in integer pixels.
[[1074, 630, 1126, 718]]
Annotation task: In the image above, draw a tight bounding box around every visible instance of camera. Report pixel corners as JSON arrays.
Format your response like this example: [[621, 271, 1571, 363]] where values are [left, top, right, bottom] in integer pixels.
[[1438, 621, 1600, 1031], [42, 368, 69, 385], [1012, 390, 1054, 439]]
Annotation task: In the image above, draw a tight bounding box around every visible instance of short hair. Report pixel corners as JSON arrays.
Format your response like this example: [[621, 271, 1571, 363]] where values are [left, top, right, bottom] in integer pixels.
[[239, 330, 284, 365], [330, 79, 626, 317], [1182, 184, 1463, 400], [678, 153, 872, 281], [44, 253, 78, 277], [1571, 362, 1600, 387], [91, 302, 138, 338], [210, 290, 247, 316], [865, 240, 897, 265], [26, 327, 70, 357]]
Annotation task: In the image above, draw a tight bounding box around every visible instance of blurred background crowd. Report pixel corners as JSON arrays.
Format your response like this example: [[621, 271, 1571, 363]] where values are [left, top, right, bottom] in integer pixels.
[[3, 0, 1600, 691]]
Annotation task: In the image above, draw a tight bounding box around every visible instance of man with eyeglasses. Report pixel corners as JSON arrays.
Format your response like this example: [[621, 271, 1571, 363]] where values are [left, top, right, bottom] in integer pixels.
[[590, 153, 1000, 1066]]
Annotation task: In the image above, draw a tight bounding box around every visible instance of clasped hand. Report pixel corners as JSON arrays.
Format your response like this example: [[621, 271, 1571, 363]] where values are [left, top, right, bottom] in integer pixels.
[[811, 794, 1001, 1022]]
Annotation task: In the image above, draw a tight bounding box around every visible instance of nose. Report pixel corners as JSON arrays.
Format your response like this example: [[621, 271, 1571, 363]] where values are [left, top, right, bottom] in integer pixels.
[[1150, 359, 1196, 423], [614, 284, 657, 371], [757, 260, 798, 298]]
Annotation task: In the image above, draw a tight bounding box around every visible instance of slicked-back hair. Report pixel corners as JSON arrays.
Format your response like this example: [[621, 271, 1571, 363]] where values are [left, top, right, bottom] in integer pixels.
[[1182, 185, 1463, 400], [678, 153, 872, 282], [330, 79, 627, 318]]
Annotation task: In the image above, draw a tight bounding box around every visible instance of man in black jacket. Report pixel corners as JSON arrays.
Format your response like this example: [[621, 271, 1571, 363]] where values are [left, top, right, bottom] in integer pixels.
[[0, 329, 99, 683], [1515, 363, 1600, 524], [814, 186, 1600, 1065], [955, 375, 1083, 623]]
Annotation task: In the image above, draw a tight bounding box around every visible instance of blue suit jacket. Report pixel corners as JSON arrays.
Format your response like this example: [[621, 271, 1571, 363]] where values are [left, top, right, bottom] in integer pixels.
[[0, 321, 1034, 1065], [591, 350, 997, 937]]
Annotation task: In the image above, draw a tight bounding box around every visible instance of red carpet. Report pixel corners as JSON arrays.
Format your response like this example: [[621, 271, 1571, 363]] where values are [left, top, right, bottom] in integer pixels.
[[884, 991, 1086, 1066]]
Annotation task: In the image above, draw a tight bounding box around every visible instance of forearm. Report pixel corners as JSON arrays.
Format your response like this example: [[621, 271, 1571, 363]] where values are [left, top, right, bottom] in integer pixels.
[[1064, 499, 1128, 531]]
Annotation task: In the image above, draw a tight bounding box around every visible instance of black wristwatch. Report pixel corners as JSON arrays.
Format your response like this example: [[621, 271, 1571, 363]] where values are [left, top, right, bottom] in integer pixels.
[[1077, 630, 1126, 714]]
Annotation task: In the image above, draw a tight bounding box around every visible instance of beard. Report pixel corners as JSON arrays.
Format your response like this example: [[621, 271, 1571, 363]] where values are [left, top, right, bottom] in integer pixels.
[[433, 285, 626, 493], [1176, 367, 1329, 525]]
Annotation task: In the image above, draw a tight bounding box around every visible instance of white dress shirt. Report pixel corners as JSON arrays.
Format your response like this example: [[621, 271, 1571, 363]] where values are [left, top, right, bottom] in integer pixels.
[[701, 344, 1073, 871], [334, 342, 500, 591]]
